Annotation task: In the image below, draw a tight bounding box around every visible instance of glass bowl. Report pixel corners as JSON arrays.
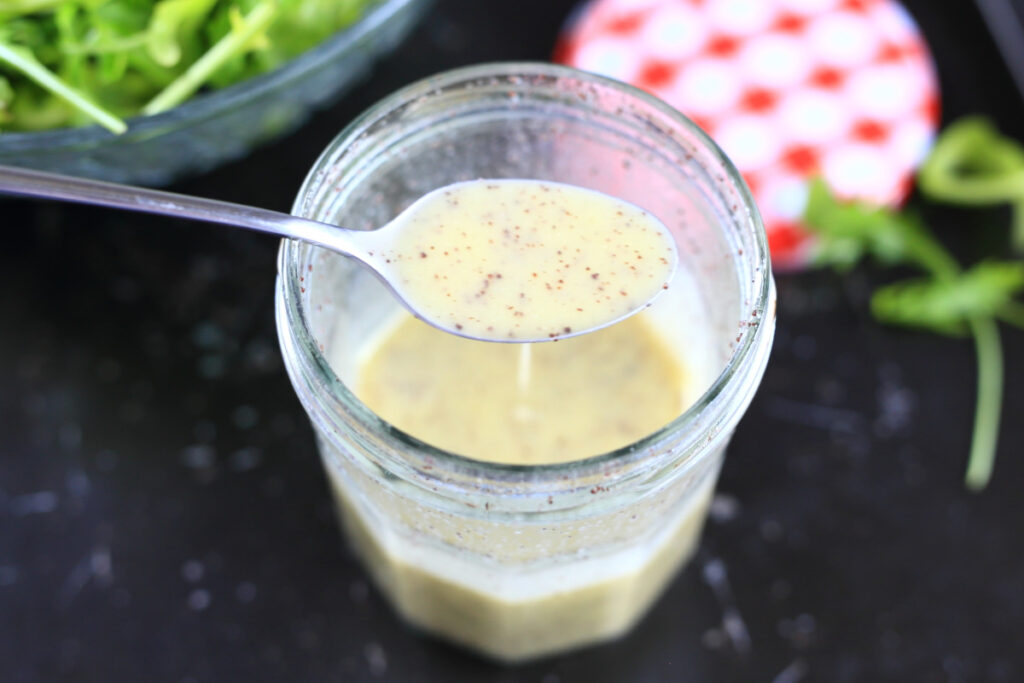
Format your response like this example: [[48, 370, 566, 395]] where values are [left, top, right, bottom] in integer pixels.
[[0, 0, 427, 186]]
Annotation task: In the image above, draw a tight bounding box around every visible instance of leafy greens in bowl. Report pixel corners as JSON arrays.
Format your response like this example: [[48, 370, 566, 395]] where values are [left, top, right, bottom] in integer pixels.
[[0, 0, 426, 184]]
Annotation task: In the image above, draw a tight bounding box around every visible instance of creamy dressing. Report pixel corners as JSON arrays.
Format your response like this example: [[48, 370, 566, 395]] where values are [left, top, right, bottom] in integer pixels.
[[355, 312, 688, 464], [376, 179, 677, 341]]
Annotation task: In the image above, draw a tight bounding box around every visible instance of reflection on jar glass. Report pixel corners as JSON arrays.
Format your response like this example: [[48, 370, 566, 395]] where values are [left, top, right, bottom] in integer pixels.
[[275, 62, 776, 662]]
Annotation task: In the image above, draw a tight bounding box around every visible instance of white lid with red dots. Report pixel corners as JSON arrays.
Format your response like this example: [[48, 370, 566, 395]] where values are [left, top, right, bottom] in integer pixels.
[[555, 0, 940, 269]]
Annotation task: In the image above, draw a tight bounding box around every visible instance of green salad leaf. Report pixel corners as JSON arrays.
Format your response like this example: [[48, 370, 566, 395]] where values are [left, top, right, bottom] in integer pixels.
[[143, 1, 277, 114], [0, 0, 376, 133], [918, 117, 1024, 251], [146, 0, 218, 68], [806, 178, 958, 277], [0, 40, 127, 132], [871, 262, 1024, 336]]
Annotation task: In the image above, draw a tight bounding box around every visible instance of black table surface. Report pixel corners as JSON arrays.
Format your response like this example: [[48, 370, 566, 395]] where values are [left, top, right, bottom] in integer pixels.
[[3, 1, 1023, 681]]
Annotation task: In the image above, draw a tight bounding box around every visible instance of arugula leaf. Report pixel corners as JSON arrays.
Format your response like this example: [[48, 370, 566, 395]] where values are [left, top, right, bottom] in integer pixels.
[[142, 1, 276, 115], [805, 178, 958, 278], [146, 0, 217, 67], [0, 0, 67, 14], [0, 40, 126, 132], [919, 117, 1024, 204], [919, 117, 1024, 251], [870, 262, 1024, 336]]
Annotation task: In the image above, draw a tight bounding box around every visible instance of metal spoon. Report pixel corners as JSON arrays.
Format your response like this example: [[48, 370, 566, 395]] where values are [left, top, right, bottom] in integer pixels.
[[0, 165, 676, 342]]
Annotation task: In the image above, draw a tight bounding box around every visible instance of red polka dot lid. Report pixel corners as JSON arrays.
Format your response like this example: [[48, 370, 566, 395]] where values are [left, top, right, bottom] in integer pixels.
[[555, 0, 941, 269]]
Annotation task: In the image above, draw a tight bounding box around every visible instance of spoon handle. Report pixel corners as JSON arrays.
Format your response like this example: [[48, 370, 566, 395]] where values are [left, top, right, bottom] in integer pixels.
[[0, 165, 376, 261]]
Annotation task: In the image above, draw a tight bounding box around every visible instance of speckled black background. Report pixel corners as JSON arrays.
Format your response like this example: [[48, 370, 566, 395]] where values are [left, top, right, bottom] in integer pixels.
[[3, 1, 1023, 681]]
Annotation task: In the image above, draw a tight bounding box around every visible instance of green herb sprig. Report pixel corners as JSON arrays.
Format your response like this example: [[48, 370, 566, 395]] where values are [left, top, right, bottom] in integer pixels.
[[0, 0, 375, 134], [803, 118, 1024, 491]]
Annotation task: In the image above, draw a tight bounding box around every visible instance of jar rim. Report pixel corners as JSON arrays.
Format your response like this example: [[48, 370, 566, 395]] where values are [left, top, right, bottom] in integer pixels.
[[276, 61, 776, 492]]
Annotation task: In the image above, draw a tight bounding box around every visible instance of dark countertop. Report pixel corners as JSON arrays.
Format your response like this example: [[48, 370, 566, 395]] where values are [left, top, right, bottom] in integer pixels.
[[2, 1, 1022, 681]]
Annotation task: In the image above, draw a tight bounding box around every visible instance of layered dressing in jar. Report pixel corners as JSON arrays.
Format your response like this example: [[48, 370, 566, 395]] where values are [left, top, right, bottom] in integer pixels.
[[277, 62, 775, 664], [324, 251, 721, 660]]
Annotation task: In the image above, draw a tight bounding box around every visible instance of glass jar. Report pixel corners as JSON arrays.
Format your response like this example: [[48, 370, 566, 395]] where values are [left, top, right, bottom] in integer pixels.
[[275, 62, 776, 662]]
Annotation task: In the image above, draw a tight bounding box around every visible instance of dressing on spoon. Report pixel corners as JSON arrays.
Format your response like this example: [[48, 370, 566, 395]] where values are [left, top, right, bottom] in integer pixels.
[[370, 179, 677, 341], [0, 167, 677, 341]]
